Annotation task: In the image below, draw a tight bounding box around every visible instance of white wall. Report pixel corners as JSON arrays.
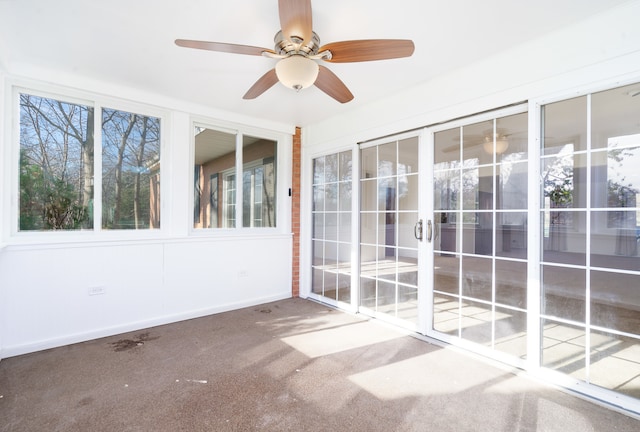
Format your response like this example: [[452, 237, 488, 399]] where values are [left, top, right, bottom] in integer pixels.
[[0, 72, 295, 358], [299, 1, 640, 297]]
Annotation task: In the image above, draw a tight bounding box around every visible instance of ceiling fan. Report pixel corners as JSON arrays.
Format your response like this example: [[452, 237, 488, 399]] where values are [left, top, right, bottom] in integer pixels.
[[175, 0, 415, 103]]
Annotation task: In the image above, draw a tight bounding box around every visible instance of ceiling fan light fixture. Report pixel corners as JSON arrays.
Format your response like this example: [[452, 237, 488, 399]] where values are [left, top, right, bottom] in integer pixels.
[[275, 55, 319, 91], [482, 135, 509, 155]]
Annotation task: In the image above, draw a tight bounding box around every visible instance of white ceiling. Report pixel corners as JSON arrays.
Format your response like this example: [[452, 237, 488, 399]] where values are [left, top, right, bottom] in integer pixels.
[[0, 0, 631, 128]]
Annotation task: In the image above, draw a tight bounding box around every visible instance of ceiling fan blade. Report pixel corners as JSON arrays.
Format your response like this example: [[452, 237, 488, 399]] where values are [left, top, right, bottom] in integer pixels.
[[314, 66, 354, 104], [278, 0, 313, 43], [320, 39, 415, 63], [175, 39, 275, 56], [243, 69, 279, 99]]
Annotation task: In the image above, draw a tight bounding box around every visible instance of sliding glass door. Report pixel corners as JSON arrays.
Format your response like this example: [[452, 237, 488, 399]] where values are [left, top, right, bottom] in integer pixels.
[[429, 108, 529, 364], [359, 135, 420, 328]]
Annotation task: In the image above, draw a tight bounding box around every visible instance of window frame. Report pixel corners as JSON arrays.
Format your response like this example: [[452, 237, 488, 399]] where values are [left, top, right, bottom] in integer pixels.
[[9, 84, 168, 242], [189, 118, 287, 235]]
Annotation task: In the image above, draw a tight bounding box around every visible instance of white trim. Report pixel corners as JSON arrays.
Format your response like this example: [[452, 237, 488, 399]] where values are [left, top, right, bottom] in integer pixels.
[[8, 84, 171, 243], [0, 290, 291, 359]]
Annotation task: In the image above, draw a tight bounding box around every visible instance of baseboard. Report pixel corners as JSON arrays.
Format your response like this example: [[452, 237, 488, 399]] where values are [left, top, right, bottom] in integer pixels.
[[0, 291, 292, 359]]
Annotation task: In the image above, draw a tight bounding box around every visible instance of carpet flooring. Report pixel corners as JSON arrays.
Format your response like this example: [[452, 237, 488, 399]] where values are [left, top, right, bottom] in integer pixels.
[[0, 298, 638, 431]]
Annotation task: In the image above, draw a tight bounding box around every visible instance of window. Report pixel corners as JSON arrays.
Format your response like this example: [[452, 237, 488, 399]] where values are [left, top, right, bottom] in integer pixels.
[[18, 92, 161, 232], [101, 108, 161, 229], [193, 126, 277, 229]]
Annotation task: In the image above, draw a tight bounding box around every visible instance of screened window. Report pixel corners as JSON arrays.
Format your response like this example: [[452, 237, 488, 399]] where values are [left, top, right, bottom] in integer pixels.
[[18, 92, 161, 232]]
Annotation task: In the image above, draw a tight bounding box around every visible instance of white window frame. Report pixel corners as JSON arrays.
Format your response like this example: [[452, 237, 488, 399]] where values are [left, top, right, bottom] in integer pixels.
[[7, 82, 169, 244], [189, 118, 288, 235]]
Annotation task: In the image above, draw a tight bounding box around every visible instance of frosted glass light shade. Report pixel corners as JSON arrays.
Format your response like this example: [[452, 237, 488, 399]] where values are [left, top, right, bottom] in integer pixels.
[[483, 137, 509, 154], [275, 56, 319, 91]]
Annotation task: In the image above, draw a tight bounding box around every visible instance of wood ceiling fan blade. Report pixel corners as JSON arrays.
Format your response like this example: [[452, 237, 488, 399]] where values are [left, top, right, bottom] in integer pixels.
[[175, 39, 275, 56], [243, 69, 279, 100], [320, 40, 415, 63], [314, 66, 354, 104], [278, 0, 313, 43]]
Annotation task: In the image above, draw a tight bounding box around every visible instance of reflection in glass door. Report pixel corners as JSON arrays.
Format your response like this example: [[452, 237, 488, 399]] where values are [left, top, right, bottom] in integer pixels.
[[540, 84, 640, 400], [360, 135, 420, 328], [431, 110, 529, 363]]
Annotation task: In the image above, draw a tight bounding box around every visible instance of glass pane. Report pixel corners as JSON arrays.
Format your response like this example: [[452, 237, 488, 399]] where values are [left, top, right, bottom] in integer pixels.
[[542, 266, 586, 322], [462, 212, 493, 256], [193, 127, 235, 228], [460, 299, 492, 345], [397, 249, 418, 286], [324, 153, 338, 182], [337, 273, 351, 303], [434, 127, 460, 169], [434, 255, 459, 295], [323, 271, 337, 300], [360, 179, 377, 212], [360, 277, 376, 308], [325, 183, 338, 211], [378, 142, 397, 177], [461, 256, 492, 301], [542, 152, 588, 209], [435, 212, 459, 254], [242, 136, 276, 228], [397, 212, 419, 249], [463, 120, 493, 167], [360, 245, 378, 279], [338, 213, 351, 243], [434, 170, 459, 211], [360, 212, 379, 245], [496, 112, 528, 160], [378, 177, 396, 212], [324, 213, 337, 241], [398, 136, 419, 174], [378, 247, 396, 281], [592, 83, 640, 151], [590, 211, 639, 271], [591, 148, 640, 209], [495, 259, 527, 308], [541, 210, 587, 266], [462, 165, 493, 210], [591, 271, 640, 334], [398, 173, 418, 211], [433, 293, 460, 335], [312, 213, 324, 239], [19, 94, 94, 231], [312, 185, 325, 211], [382, 212, 396, 249], [312, 240, 324, 265], [338, 150, 352, 182], [494, 307, 527, 359], [377, 280, 397, 315], [313, 156, 324, 185], [102, 109, 161, 230], [361, 146, 377, 179], [589, 331, 640, 398], [338, 182, 352, 211], [542, 96, 587, 154], [498, 161, 527, 210], [312, 267, 323, 295], [541, 319, 586, 381], [496, 212, 527, 259]]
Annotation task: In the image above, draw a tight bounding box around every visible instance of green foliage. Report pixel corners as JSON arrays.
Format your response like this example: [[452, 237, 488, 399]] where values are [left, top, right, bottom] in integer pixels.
[[19, 151, 89, 230]]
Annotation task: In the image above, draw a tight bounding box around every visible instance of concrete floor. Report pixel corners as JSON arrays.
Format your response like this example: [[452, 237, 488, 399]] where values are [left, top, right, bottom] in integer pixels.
[[0, 298, 638, 431]]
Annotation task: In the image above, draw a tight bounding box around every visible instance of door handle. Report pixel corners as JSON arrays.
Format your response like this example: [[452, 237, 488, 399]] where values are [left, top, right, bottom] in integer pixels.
[[427, 219, 433, 243], [414, 219, 423, 241]]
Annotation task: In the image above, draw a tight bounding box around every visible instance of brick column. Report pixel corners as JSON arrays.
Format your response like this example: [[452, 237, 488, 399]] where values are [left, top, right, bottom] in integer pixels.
[[291, 127, 301, 297]]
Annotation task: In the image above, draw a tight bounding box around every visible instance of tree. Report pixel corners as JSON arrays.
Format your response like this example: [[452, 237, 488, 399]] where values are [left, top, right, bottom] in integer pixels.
[[19, 94, 93, 230]]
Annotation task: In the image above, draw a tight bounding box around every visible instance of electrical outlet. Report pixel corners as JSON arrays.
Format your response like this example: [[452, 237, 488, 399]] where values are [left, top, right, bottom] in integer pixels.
[[88, 286, 106, 296]]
